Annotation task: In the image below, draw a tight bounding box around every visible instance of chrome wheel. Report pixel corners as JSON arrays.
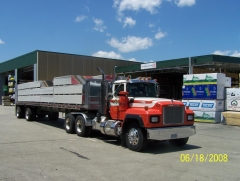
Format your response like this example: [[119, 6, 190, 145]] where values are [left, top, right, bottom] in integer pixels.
[[128, 128, 139, 146], [76, 119, 82, 133], [65, 118, 70, 130]]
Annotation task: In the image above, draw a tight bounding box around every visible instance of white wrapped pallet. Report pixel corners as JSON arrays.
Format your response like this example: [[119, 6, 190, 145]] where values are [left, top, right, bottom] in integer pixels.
[[225, 99, 240, 111], [184, 100, 224, 112], [53, 75, 81, 86], [194, 111, 222, 123], [18, 87, 53, 96], [54, 84, 82, 94], [41, 95, 54, 102], [53, 95, 82, 104], [183, 73, 226, 86], [225, 77, 232, 87], [226, 88, 240, 100], [18, 81, 47, 90]]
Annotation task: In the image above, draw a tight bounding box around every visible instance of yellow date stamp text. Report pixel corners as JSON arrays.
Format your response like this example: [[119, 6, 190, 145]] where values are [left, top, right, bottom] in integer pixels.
[[180, 154, 228, 162]]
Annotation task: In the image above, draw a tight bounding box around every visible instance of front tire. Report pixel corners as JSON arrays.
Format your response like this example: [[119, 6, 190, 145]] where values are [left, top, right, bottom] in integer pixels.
[[75, 115, 91, 137], [65, 114, 75, 134], [168, 137, 189, 147], [25, 108, 36, 121], [125, 123, 147, 152]]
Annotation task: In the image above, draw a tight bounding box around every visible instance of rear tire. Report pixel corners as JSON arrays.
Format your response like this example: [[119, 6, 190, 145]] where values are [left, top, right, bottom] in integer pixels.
[[168, 137, 189, 147], [25, 108, 36, 121], [65, 114, 75, 134], [125, 123, 147, 152], [16, 106, 24, 118], [75, 115, 91, 137]]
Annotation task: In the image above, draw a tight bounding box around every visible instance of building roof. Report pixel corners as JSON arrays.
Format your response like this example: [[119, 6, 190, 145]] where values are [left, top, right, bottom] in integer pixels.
[[0, 50, 38, 73], [115, 54, 240, 74]]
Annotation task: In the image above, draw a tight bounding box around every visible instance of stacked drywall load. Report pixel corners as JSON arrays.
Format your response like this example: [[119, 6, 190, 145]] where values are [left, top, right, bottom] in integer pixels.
[[221, 88, 240, 126], [17, 75, 113, 105], [182, 73, 230, 123]]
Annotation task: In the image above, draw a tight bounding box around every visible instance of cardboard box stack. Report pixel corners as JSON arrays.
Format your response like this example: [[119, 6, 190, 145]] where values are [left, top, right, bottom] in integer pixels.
[[182, 73, 230, 123]]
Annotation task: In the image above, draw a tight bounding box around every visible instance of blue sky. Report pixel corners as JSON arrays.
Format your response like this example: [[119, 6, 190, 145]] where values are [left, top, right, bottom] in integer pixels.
[[0, 0, 240, 63]]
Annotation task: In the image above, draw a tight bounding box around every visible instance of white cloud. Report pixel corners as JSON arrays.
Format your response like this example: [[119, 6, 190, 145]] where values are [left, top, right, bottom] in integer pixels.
[[75, 15, 87, 22], [92, 51, 123, 59], [93, 18, 106, 32], [0, 39, 5, 44], [123, 17, 136, 27], [107, 36, 153, 53], [213, 50, 240, 57], [175, 0, 196, 7], [114, 0, 162, 14], [231, 51, 240, 57], [129, 58, 138, 61], [155, 29, 167, 40], [149, 23, 155, 28]]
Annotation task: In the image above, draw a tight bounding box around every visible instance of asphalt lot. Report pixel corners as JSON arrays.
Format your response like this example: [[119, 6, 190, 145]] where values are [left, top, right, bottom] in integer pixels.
[[0, 106, 240, 181]]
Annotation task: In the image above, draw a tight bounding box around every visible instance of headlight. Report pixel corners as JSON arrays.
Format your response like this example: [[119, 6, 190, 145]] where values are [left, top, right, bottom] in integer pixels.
[[150, 116, 159, 123], [187, 114, 194, 121]]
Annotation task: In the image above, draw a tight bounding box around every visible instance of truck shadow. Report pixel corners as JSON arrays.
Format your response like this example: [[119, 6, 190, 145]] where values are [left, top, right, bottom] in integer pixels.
[[34, 118, 201, 154], [90, 133, 201, 154], [34, 117, 65, 129]]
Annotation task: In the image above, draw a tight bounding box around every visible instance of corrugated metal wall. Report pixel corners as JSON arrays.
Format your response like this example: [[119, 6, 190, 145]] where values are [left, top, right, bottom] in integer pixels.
[[38, 51, 137, 81]]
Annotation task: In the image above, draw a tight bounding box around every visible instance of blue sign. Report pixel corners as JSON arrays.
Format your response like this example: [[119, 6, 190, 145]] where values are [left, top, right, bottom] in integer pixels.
[[189, 102, 200, 107], [182, 84, 221, 100], [201, 103, 214, 108]]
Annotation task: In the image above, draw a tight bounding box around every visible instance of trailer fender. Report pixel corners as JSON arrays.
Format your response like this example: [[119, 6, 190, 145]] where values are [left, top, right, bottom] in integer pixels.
[[70, 112, 95, 126]]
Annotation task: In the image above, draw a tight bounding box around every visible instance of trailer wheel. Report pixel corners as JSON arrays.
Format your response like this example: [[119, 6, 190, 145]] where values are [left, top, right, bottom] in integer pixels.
[[65, 114, 75, 134], [25, 108, 36, 121], [75, 115, 91, 137], [125, 122, 147, 152], [16, 106, 24, 118], [48, 112, 59, 120], [168, 137, 189, 147]]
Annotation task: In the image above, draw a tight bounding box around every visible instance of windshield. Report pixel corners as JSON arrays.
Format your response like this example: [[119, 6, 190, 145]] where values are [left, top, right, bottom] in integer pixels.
[[127, 83, 157, 97]]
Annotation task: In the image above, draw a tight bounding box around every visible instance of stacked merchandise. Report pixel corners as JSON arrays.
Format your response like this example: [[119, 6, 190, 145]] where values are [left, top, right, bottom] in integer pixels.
[[2, 96, 11, 106], [182, 73, 230, 123], [8, 75, 15, 105], [221, 88, 240, 126]]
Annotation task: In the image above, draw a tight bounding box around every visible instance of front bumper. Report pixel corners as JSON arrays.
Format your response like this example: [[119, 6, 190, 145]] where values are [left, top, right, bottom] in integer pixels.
[[147, 125, 196, 141]]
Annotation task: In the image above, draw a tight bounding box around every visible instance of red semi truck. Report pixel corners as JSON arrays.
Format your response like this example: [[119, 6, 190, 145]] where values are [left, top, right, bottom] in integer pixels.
[[15, 68, 196, 152]]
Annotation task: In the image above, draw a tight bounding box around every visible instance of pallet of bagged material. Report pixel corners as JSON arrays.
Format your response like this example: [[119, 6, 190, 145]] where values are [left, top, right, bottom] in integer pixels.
[[53, 95, 82, 104], [226, 88, 240, 100], [184, 100, 224, 112], [2, 102, 12, 106], [221, 111, 240, 126], [194, 111, 222, 123], [183, 73, 226, 85], [2, 96, 10, 100], [54, 84, 82, 94], [53, 75, 81, 86]]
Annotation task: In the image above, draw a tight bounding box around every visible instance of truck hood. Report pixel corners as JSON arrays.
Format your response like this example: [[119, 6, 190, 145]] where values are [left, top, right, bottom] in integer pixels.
[[129, 97, 183, 108]]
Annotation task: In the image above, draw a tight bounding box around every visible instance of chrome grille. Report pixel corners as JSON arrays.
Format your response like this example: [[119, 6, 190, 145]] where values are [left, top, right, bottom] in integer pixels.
[[163, 106, 184, 124]]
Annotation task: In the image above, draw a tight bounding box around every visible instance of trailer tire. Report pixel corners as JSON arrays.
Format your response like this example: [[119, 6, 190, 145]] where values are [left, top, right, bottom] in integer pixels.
[[75, 115, 91, 137], [16, 106, 24, 118], [25, 108, 36, 121], [48, 112, 59, 120], [125, 122, 147, 152], [65, 114, 75, 134], [168, 137, 189, 147]]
